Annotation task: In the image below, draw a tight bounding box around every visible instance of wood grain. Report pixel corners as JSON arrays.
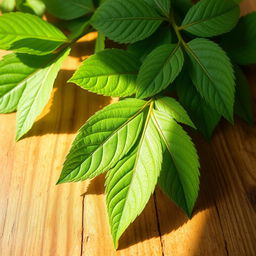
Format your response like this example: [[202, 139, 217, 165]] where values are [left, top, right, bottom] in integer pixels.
[[0, 1, 256, 255]]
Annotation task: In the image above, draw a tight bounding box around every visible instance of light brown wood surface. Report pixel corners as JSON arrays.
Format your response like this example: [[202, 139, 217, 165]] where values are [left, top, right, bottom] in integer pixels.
[[0, 1, 256, 255]]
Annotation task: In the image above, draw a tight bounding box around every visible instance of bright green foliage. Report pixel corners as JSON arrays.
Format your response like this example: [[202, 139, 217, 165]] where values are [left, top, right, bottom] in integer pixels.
[[176, 73, 221, 139], [0, 0, 15, 12], [43, 0, 94, 20], [221, 12, 256, 65], [181, 0, 240, 37], [70, 49, 140, 97], [185, 38, 235, 122], [94, 32, 105, 53], [0, 53, 42, 113], [155, 97, 195, 128], [91, 0, 163, 43], [234, 66, 254, 124], [152, 110, 200, 217], [16, 48, 70, 140], [128, 26, 172, 61], [106, 109, 162, 248], [136, 44, 184, 98], [16, 0, 46, 16], [0, 12, 68, 55], [58, 99, 148, 184]]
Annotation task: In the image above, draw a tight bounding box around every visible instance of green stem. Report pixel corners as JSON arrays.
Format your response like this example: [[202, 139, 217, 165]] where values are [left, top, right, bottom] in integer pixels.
[[169, 12, 186, 47]]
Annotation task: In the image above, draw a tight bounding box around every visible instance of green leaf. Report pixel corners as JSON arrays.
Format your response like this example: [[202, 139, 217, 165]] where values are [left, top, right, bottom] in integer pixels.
[[155, 96, 195, 128], [0, 0, 16, 12], [220, 12, 256, 65], [181, 0, 240, 37], [144, 0, 171, 17], [58, 99, 149, 184], [176, 73, 221, 139], [0, 53, 49, 114], [16, 48, 70, 140], [234, 66, 254, 124], [43, 0, 94, 20], [136, 44, 184, 99], [152, 109, 200, 217], [91, 0, 163, 43], [106, 106, 162, 248], [173, 0, 192, 17], [16, 0, 46, 16], [128, 25, 172, 61], [0, 12, 68, 55], [94, 32, 105, 53], [69, 49, 141, 97], [185, 38, 235, 122]]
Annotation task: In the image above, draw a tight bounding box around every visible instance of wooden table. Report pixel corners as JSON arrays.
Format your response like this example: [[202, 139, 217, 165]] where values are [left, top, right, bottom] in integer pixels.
[[0, 1, 256, 255]]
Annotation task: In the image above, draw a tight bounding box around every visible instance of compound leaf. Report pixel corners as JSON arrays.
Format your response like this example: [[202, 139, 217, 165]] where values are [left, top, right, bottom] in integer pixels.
[[70, 49, 140, 97], [91, 0, 163, 43], [0, 12, 68, 55], [136, 44, 184, 99], [16, 48, 70, 140], [152, 109, 200, 217], [181, 0, 240, 37], [58, 99, 148, 184], [106, 107, 162, 248], [185, 38, 235, 122]]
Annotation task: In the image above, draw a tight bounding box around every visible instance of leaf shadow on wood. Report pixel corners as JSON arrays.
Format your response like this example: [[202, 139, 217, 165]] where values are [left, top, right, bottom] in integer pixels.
[[23, 69, 112, 138]]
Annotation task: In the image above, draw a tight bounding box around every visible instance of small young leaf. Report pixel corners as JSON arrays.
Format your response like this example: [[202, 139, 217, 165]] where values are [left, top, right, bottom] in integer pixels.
[[0, 53, 40, 113], [106, 108, 162, 248], [94, 32, 105, 53], [181, 0, 240, 37], [16, 0, 46, 16], [185, 38, 235, 122], [152, 110, 200, 217], [136, 44, 184, 99], [128, 25, 172, 61], [16, 48, 70, 140], [58, 99, 148, 184], [0, 12, 68, 55], [234, 66, 254, 124], [155, 96, 195, 128], [221, 12, 256, 65], [0, 0, 16, 13], [69, 49, 140, 97], [91, 0, 163, 43], [176, 73, 221, 139], [43, 0, 94, 20]]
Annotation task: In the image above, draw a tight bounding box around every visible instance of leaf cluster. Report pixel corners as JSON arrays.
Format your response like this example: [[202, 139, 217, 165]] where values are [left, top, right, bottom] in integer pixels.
[[0, 0, 255, 248]]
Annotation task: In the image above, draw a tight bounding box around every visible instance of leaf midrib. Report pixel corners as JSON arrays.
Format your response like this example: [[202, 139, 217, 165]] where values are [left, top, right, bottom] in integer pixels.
[[181, 6, 238, 31], [152, 111, 189, 214]]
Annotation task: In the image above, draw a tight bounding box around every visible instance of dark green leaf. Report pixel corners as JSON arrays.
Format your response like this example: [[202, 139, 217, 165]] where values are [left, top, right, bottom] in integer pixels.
[[137, 44, 184, 99], [176, 73, 221, 139], [91, 0, 163, 43], [181, 0, 240, 37], [185, 38, 235, 122], [43, 0, 94, 20], [234, 65, 254, 124]]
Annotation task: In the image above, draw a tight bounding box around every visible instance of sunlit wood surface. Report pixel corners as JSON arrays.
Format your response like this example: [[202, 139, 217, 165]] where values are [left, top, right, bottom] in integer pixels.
[[0, 1, 256, 255]]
